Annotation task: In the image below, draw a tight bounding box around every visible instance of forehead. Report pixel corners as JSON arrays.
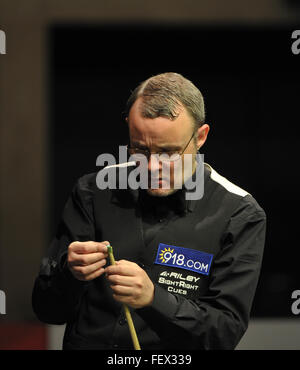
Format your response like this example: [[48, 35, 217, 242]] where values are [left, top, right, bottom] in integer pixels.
[[128, 98, 193, 144]]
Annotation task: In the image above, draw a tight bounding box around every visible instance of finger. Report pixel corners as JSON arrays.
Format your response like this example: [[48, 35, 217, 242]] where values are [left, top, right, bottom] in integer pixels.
[[72, 258, 107, 276], [79, 267, 106, 281], [70, 252, 108, 267], [70, 241, 110, 254], [106, 274, 136, 287], [112, 294, 126, 304], [112, 293, 136, 307], [110, 285, 133, 296], [105, 263, 137, 277], [115, 259, 136, 266], [106, 260, 140, 275]]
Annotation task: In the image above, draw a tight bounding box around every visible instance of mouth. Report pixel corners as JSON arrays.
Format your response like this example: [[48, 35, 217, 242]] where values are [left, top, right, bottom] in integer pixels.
[[148, 173, 172, 188], [149, 177, 163, 182], [148, 178, 171, 190]]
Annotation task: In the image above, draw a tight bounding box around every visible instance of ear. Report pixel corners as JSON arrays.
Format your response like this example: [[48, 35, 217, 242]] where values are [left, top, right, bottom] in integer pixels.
[[196, 124, 210, 150]]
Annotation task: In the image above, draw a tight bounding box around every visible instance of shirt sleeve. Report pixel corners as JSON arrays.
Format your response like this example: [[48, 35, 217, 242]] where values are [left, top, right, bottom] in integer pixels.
[[136, 195, 267, 349], [32, 173, 96, 325]]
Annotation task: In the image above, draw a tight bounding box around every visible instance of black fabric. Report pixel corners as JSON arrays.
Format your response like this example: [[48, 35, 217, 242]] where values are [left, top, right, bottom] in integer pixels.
[[32, 162, 266, 350], [139, 189, 186, 246]]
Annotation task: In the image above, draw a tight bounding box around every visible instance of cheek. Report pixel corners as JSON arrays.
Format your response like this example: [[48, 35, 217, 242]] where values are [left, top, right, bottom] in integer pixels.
[[160, 162, 175, 179], [172, 160, 183, 178], [182, 154, 196, 174], [164, 162, 182, 187]]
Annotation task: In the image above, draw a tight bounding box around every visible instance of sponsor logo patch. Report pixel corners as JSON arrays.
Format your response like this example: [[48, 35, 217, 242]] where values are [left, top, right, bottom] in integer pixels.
[[154, 243, 213, 276]]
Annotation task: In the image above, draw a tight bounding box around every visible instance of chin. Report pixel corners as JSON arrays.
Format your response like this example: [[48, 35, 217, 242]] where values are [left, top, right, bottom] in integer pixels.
[[146, 188, 178, 197]]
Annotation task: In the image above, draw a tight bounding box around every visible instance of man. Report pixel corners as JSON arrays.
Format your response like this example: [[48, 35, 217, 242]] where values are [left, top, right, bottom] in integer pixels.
[[32, 72, 266, 350]]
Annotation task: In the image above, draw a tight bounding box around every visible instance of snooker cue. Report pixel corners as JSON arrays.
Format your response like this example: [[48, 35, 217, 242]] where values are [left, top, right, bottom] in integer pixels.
[[106, 244, 141, 350]]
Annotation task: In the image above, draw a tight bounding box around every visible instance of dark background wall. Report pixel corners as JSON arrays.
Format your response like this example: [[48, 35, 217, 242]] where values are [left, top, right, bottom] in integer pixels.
[[50, 24, 300, 317]]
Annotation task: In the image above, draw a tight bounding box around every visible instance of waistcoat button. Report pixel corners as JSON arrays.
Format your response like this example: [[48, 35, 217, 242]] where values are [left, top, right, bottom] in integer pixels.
[[119, 318, 127, 326]]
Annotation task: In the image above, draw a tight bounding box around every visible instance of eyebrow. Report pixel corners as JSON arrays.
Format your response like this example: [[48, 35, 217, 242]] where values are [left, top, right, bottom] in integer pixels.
[[131, 142, 181, 151]]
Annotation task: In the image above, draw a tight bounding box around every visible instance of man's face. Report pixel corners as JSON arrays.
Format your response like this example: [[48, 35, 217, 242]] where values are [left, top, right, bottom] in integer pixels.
[[127, 97, 200, 197]]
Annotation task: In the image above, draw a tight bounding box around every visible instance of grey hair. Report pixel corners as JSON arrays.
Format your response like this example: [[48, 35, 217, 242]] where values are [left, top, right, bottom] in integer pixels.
[[125, 72, 205, 131]]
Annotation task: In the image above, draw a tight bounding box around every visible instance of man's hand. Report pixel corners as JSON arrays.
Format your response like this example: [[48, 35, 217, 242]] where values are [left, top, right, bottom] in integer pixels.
[[67, 241, 109, 281], [105, 260, 154, 309]]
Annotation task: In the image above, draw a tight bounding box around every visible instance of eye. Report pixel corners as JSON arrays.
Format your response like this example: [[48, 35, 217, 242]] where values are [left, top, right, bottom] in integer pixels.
[[136, 148, 148, 154], [159, 150, 177, 156]]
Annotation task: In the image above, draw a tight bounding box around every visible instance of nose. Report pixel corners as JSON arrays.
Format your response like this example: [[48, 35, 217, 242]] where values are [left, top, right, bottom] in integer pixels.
[[147, 154, 162, 174]]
